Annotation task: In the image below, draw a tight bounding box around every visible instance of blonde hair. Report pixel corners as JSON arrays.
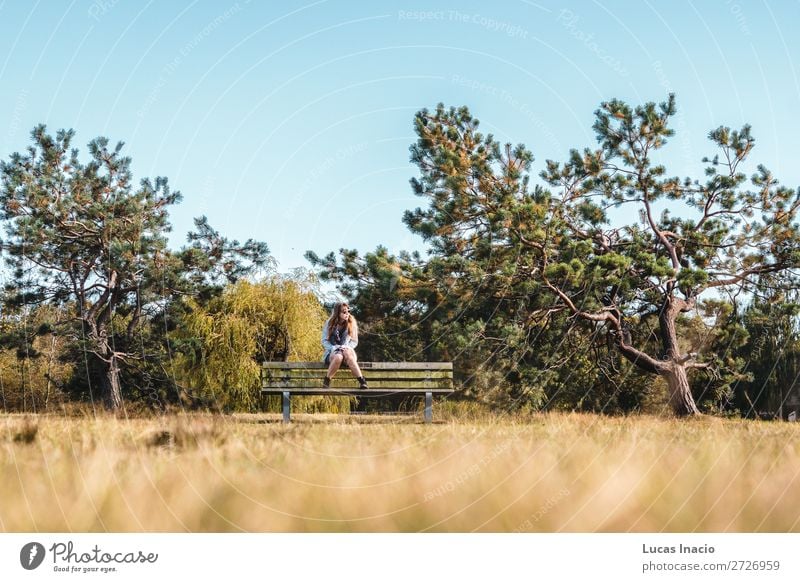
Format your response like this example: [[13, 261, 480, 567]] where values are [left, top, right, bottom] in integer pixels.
[[327, 302, 357, 341]]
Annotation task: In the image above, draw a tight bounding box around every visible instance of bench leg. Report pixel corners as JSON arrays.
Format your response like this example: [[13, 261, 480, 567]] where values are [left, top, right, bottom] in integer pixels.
[[282, 391, 291, 423], [424, 391, 432, 424]]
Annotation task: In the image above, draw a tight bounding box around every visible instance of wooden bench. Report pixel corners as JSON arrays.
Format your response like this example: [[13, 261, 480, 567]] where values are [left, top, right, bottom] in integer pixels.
[[261, 362, 454, 423]]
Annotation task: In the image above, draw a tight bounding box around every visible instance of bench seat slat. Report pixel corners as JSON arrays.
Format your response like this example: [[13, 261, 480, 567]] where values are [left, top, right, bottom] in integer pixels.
[[262, 388, 453, 396], [264, 380, 451, 389], [263, 370, 452, 380], [263, 376, 452, 384], [262, 362, 452, 370]]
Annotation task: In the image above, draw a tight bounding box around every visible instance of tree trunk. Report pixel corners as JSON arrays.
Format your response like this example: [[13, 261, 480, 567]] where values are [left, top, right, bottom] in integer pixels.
[[662, 363, 700, 416], [88, 320, 123, 410], [99, 353, 123, 410], [657, 295, 701, 416]]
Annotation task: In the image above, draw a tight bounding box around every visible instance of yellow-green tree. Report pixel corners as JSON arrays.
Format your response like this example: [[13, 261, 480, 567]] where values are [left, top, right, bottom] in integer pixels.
[[175, 277, 332, 411], [0, 305, 74, 412]]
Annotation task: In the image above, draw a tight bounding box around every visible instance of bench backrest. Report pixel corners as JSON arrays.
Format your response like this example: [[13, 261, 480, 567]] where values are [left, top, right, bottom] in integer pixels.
[[261, 362, 453, 392]]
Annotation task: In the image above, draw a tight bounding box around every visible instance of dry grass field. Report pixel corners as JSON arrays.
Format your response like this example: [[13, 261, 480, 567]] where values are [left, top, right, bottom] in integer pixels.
[[2, 406, 799, 532]]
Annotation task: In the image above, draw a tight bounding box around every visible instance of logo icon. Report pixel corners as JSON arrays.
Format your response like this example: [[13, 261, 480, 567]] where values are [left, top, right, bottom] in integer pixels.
[[20, 542, 46, 570]]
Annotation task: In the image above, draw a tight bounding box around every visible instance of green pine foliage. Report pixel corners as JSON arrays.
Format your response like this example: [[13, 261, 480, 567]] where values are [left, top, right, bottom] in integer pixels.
[[733, 288, 800, 418], [309, 96, 800, 417]]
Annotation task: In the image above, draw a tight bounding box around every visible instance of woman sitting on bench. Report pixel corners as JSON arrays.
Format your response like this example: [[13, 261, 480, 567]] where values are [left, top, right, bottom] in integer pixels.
[[321, 302, 368, 389]]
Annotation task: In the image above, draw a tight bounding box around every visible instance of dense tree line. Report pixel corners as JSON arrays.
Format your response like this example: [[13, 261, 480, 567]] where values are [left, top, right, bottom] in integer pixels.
[[308, 96, 800, 417], [2, 96, 799, 417]]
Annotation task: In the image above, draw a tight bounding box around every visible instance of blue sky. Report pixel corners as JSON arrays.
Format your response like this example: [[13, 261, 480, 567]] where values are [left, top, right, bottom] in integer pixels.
[[1, 0, 799, 274]]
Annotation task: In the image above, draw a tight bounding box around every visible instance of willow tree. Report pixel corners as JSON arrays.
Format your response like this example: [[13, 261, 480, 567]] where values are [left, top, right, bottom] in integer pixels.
[[405, 97, 800, 416], [176, 277, 328, 410]]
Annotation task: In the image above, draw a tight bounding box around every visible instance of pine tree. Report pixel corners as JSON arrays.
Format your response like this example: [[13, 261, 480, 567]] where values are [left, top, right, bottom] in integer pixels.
[[406, 97, 800, 415], [0, 126, 270, 410]]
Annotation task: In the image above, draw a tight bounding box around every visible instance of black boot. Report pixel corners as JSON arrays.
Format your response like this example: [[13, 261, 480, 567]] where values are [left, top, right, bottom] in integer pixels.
[[358, 376, 368, 389], [323, 376, 331, 388]]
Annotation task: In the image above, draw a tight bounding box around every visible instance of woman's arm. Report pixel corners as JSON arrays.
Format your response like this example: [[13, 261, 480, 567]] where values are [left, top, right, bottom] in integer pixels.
[[345, 319, 359, 349]]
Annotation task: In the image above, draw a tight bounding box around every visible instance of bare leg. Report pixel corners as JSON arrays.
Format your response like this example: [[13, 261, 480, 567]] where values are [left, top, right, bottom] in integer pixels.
[[326, 353, 344, 379], [341, 348, 363, 378]]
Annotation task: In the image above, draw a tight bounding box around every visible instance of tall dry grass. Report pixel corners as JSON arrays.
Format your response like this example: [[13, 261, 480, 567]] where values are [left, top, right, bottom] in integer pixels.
[[1, 408, 799, 532]]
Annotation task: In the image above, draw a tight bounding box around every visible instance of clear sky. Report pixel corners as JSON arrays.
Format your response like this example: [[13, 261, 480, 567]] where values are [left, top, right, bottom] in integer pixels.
[[1, 0, 799, 275]]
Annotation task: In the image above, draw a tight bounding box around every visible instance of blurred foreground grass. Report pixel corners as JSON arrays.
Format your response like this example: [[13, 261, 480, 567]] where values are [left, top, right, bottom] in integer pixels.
[[1, 406, 799, 532]]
